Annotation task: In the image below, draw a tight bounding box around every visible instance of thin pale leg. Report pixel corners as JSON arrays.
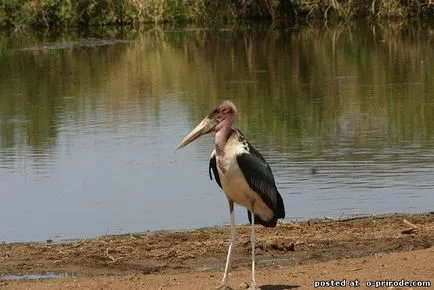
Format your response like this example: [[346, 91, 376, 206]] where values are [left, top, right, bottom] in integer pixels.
[[249, 209, 258, 289], [217, 200, 236, 289]]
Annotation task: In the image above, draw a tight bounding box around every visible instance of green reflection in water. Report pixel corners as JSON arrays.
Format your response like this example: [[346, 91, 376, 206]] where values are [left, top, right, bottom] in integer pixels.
[[0, 25, 433, 164]]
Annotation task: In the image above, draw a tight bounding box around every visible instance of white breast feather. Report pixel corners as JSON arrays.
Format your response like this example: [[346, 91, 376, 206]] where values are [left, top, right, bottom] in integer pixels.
[[215, 132, 273, 221], [219, 137, 247, 172]]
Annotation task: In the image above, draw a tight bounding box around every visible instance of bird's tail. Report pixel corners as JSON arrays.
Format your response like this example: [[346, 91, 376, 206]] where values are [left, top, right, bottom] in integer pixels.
[[247, 191, 285, 227], [275, 191, 285, 219], [247, 211, 278, 227]]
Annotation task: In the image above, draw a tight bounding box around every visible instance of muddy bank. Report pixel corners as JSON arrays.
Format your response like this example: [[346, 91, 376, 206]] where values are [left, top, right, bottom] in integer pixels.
[[1, 247, 433, 289], [1, 213, 433, 281]]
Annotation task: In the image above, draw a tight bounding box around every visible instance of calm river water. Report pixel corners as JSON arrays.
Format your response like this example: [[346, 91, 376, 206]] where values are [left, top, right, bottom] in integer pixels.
[[1, 24, 433, 242]]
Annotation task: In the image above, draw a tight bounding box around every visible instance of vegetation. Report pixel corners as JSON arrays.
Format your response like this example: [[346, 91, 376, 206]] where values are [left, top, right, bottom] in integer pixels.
[[0, 0, 433, 29]]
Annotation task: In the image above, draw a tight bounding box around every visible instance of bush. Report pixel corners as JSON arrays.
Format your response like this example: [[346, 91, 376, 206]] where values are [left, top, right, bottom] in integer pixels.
[[0, 0, 433, 29]]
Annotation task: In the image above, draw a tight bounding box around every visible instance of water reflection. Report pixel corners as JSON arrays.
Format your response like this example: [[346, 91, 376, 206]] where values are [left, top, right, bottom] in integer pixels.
[[0, 273, 74, 281], [0, 24, 433, 242]]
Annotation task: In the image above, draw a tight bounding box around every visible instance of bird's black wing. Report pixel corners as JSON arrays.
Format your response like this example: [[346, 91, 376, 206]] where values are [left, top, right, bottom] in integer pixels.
[[209, 151, 222, 189], [236, 132, 285, 227]]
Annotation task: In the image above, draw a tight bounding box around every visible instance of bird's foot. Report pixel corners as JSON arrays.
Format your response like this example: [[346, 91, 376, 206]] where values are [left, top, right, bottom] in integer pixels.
[[246, 282, 260, 290]]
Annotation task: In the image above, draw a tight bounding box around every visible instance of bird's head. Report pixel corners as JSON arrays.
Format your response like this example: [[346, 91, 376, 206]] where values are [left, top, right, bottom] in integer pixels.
[[176, 100, 237, 150]]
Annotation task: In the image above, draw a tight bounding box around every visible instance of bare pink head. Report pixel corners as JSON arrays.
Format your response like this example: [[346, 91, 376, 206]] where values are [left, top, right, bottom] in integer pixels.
[[176, 100, 238, 150], [213, 100, 237, 131]]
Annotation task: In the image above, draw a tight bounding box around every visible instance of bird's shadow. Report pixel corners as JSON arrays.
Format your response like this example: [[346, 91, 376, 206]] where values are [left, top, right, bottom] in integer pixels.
[[260, 285, 300, 290]]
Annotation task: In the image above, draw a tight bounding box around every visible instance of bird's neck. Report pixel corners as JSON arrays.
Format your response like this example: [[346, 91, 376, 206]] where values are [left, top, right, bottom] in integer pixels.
[[215, 126, 233, 156]]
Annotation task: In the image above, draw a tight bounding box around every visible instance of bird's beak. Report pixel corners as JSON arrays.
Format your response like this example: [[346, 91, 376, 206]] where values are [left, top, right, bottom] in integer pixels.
[[176, 116, 217, 150]]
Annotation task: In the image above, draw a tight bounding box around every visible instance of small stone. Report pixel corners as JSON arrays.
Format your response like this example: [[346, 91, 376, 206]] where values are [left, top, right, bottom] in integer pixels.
[[239, 282, 249, 289]]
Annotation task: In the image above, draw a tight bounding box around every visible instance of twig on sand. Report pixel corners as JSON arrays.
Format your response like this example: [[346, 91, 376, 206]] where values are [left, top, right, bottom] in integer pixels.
[[402, 219, 419, 234], [130, 234, 146, 239], [105, 248, 116, 263], [403, 219, 418, 229]]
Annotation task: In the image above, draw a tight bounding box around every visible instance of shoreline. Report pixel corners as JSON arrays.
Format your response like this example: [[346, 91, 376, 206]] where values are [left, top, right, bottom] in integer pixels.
[[2, 211, 430, 245], [1, 213, 433, 288]]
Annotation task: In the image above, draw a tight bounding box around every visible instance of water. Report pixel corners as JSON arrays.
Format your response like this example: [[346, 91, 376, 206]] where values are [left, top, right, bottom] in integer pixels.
[[0, 273, 73, 280], [0, 24, 433, 243]]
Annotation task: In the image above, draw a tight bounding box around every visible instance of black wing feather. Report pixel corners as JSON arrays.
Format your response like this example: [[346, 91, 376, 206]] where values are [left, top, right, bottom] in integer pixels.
[[209, 154, 222, 189], [236, 133, 285, 227]]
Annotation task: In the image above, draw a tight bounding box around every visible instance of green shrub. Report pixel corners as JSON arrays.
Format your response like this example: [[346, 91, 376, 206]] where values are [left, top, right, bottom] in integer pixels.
[[1, 0, 434, 29]]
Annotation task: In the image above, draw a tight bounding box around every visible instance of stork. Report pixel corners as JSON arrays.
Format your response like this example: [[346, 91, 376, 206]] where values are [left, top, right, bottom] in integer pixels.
[[176, 100, 285, 289]]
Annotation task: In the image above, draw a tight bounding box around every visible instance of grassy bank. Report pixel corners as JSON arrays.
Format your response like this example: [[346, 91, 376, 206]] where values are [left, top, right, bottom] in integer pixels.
[[0, 0, 433, 29]]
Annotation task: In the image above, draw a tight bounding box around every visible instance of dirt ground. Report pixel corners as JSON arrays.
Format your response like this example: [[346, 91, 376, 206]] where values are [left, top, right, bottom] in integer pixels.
[[1, 213, 433, 289]]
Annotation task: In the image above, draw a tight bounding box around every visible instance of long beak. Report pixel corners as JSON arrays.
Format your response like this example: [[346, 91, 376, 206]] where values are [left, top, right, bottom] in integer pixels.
[[176, 116, 217, 150]]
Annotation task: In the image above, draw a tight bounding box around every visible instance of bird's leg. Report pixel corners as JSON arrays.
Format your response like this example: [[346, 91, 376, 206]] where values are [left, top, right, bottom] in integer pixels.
[[249, 205, 259, 290], [217, 200, 236, 290]]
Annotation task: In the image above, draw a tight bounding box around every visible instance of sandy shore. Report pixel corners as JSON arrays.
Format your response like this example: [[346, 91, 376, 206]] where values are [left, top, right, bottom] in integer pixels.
[[1, 213, 433, 289]]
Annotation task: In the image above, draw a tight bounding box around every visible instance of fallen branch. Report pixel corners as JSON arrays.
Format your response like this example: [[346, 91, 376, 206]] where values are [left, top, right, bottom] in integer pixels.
[[105, 248, 116, 263], [403, 219, 418, 229], [401, 219, 419, 234]]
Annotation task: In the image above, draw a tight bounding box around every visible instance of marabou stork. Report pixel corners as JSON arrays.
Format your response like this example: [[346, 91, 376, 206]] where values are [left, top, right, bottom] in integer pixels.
[[176, 101, 285, 289]]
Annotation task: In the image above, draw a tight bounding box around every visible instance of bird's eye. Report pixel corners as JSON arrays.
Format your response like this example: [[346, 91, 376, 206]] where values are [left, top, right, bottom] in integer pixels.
[[209, 108, 219, 118]]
